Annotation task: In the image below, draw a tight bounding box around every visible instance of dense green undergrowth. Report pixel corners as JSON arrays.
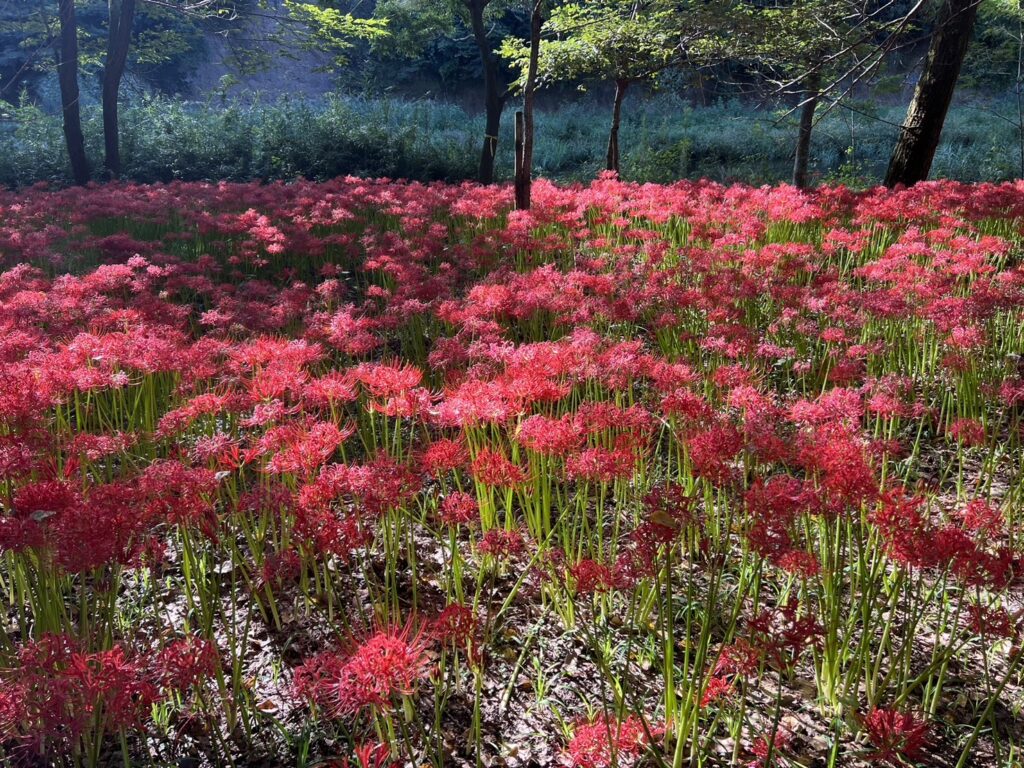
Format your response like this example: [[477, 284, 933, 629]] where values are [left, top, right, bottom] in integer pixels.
[[1, 92, 1022, 187]]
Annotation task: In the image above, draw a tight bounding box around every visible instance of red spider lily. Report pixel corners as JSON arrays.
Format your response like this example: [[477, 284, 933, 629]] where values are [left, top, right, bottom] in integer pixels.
[[296, 623, 433, 719], [569, 558, 615, 594], [861, 708, 930, 764], [437, 491, 478, 527], [478, 528, 526, 559], [700, 676, 735, 708], [261, 420, 354, 477], [431, 604, 478, 648], [565, 439, 640, 485], [353, 361, 424, 398], [687, 423, 744, 486], [342, 742, 399, 768], [959, 499, 1004, 538], [139, 460, 219, 533], [749, 729, 793, 768], [566, 713, 657, 768], [420, 437, 469, 474], [963, 604, 1016, 640], [516, 414, 583, 456], [156, 637, 220, 691], [258, 547, 303, 589], [2, 635, 161, 749], [470, 447, 529, 488], [946, 418, 987, 447]]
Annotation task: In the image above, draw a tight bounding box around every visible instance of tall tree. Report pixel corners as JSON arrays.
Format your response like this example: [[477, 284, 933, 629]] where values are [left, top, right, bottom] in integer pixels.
[[102, 0, 136, 178], [57, 0, 89, 185], [503, 0, 690, 175], [514, 0, 542, 208], [374, 0, 523, 183], [885, 0, 982, 187], [733, 0, 913, 189], [468, 0, 510, 183]]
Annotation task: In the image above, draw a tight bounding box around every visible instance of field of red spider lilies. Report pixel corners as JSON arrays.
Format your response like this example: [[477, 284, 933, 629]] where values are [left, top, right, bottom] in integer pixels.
[[0, 175, 1023, 768]]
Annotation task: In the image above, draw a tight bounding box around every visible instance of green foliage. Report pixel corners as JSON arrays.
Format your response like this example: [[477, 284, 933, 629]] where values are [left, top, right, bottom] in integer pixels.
[[500, 0, 684, 90], [366, 0, 526, 93], [962, 0, 1024, 90], [282, 1, 390, 68], [3, 91, 1023, 188], [0, 0, 214, 101]]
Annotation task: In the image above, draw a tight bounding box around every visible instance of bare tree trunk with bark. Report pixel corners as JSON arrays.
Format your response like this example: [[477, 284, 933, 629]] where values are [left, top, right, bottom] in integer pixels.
[[792, 68, 821, 189], [884, 0, 980, 188], [514, 0, 542, 210], [57, 0, 89, 185], [607, 78, 629, 174], [467, 0, 506, 184], [103, 0, 136, 179]]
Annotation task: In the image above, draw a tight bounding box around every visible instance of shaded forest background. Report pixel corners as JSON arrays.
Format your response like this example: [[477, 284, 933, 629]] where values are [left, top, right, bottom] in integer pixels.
[[2, 0, 1022, 187]]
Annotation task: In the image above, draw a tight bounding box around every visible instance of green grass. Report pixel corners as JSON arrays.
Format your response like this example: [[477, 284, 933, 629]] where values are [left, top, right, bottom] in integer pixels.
[[1, 91, 1021, 187]]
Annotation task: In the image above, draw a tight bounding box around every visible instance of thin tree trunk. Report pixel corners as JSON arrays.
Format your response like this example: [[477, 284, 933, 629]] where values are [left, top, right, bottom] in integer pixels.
[[792, 69, 821, 189], [606, 78, 629, 174], [57, 0, 89, 185], [103, 0, 136, 178], [1016, 0, 1023, 178], [884, 0, 980, 188], [515, 0, 542, 210], [467, 0, 504, 184]]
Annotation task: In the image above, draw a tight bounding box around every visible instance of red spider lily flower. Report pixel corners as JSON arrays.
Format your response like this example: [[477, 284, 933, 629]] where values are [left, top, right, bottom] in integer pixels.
[[302, 371, 359, 410], [156, 392, 237, 437], [470, 447, 529, 488], [156, 637, 220, 691], [749, 729, 793, 768], [565, 439, 639, 485], [262, 420, 354, 477], [959, 499, 1004, 538], [700, 676, 734, 708], [566, 713, 656, 768], [775, 550, 821, 578], [420, 437, 469, 474], [714, 639, 761, 678], [324, 304, 382, 356], [477, 528, 526, 559], [139, 460, 219, 532], [861, 708, 930, 764], [946, 418, 987, 447], [67, 431, 136, 461], [436, 379, 515, 428], [258, 547, 303, 590], [431, 604, 478, 647], [516, 414, 583, 456], [292, 651, 347, 710], [687, 423, 743, 486], [297, 624, 433, 719], [333, 626, 434, 720], [569, 558, 615, 595], [437, 491, 478, 527], [353, 361, 424, 398], [344, 742, 399, 768], [302, 455, 421, 518], [2, 635, 161, 747], [963, 604, 1015, 640]]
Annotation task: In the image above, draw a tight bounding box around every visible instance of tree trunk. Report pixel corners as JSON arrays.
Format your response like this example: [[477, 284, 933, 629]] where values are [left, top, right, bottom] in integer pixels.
[[514, 0, 542, 210], [606, 79, 629, 174], [884, 0, 980, 188], [57, 0, 89, 185], [103, 0, 136, 179], [792, 69, 820, 189], [468, 0, 504, 184]]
